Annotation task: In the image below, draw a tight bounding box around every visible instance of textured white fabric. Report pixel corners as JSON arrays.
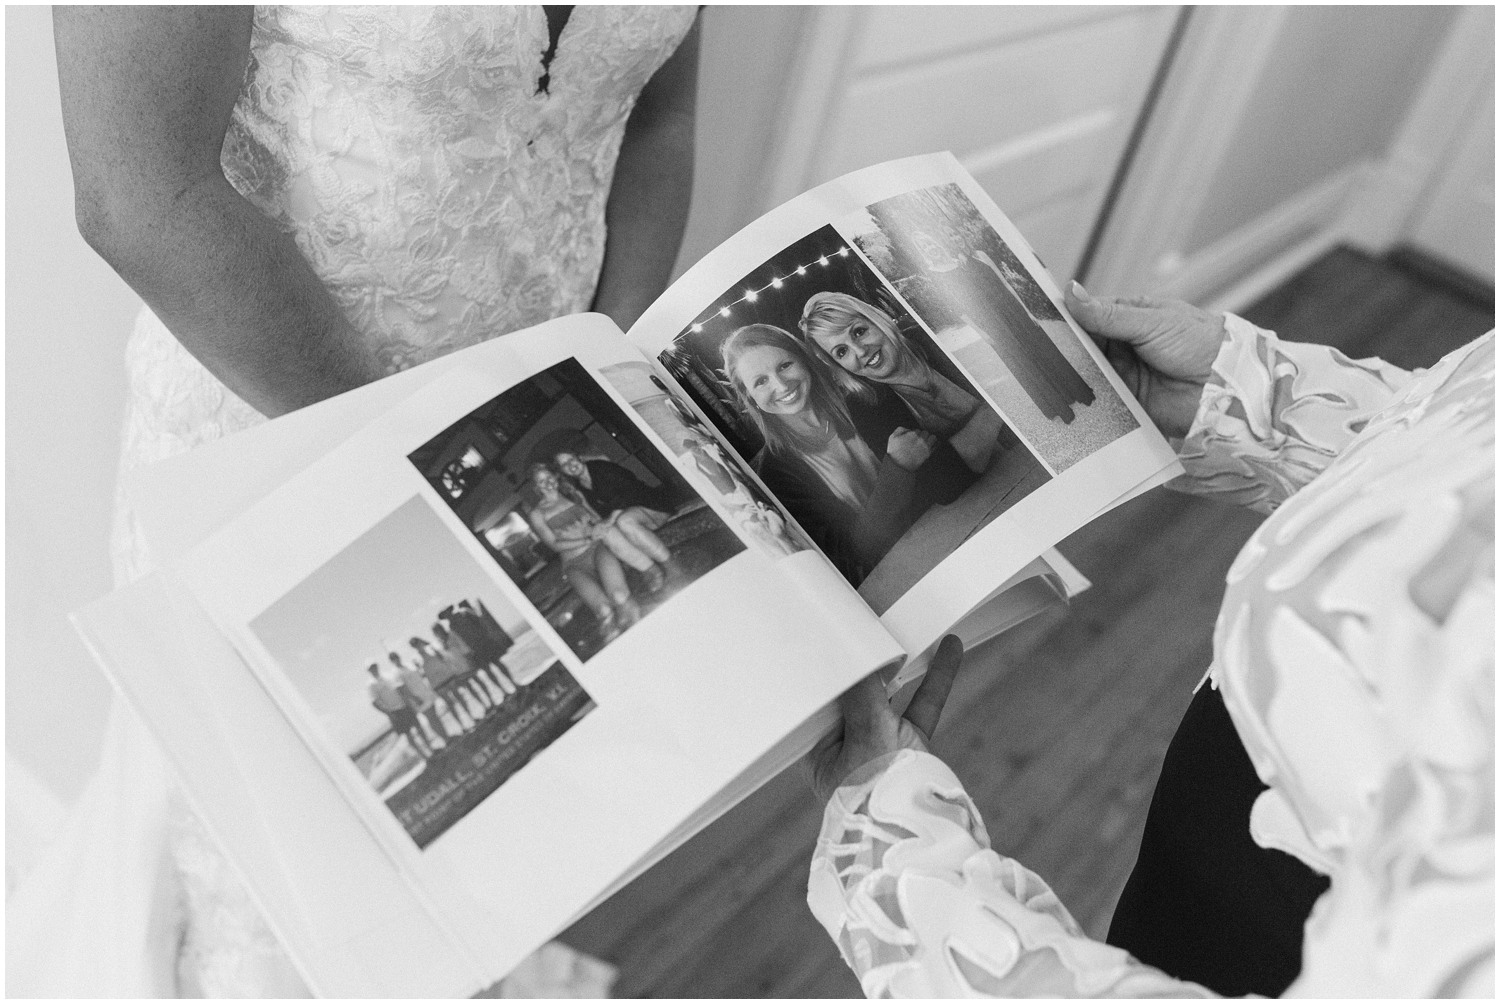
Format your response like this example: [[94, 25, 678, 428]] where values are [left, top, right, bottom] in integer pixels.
[[808, 750, 1216, 998], [809, 319, 1495, 997], [9, 6, 693, 996], [4, 756, 68, 899]]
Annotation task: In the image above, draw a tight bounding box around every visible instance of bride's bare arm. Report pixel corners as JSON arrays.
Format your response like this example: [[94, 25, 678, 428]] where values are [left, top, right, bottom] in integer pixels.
[[589, 15, 700, 332], [53, 7, 384, 419]]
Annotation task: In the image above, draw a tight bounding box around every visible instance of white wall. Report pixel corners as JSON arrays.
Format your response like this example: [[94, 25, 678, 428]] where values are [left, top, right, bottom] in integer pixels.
[[674, 6, 813, 273], [1183, 6, 1454, 255], [1086, 5, 1484, 308], [753, 6, 1182, 280], [1355, 5, 1497, 283], [6, 7, 139, 802], [1406, 83, 1496, 281]]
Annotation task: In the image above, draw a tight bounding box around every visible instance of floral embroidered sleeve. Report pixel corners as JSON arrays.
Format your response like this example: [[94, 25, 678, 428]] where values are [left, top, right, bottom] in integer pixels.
[[806, 749, 1216, 998], [805, 334, 1494, 999], [1172, 314, 1418, 513]]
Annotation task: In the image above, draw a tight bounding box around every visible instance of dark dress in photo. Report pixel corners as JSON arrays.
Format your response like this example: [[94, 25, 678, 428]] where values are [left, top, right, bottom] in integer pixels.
[[917, 254, 1095, 422]]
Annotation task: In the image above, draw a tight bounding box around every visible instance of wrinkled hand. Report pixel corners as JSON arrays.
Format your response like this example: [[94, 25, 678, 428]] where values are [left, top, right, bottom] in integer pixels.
[[1065, 281, 1226, 439], [886, 427, 937, 471], [807, 636, 964, 804]]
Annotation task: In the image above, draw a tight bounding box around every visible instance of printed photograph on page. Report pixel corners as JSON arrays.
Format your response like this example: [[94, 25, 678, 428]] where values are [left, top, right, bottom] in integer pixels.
[[850, 182, 1139, 473], [409, 358, 746, 661], [596, 359, 815, 562], [248, 496, 593, 850], [659, 223, 1052, 614]]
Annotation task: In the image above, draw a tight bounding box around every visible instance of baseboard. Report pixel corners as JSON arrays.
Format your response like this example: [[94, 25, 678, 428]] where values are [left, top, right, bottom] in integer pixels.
[[1205, 231, 1344, 315], [1387, 245, 1496, 311], [1152, 165, 1361, 308]]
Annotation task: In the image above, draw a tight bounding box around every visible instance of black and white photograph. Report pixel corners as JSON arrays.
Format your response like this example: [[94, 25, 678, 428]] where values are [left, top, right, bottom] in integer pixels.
[[660, 225, 1051, 608], [851, 183, 1139, 472], [12, 4, 1493, 998], [248, 496, 592, 850], [409, 359, 745, 660], [598, 360, 815, 560]]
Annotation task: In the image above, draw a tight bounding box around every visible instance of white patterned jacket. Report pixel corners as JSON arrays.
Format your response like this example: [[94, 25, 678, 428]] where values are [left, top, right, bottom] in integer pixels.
[[808, 317, 1495, 998]]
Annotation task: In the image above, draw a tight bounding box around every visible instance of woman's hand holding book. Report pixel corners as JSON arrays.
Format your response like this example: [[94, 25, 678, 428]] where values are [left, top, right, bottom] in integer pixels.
[[1066, 281, 1226, 439], [806, 635, 964, 805]]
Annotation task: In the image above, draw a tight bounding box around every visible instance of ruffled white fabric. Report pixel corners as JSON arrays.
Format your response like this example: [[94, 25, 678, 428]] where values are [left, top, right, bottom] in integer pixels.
[[8, 6, 693, 996], [809, 318, 1495, 997], [809, 750, 1216, 998]]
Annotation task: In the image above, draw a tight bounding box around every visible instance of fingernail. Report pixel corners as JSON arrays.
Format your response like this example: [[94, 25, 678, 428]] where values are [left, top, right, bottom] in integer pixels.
[[1069, 280, 1091, 302]]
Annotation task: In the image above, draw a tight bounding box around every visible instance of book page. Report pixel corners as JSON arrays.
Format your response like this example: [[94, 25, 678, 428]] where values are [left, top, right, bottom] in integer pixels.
[[628, 153, 1181, 654], [126, 315, 605, 566], [125, 312, 879, 666], [73, 572, 484, 997], [171, 329, 902, 982]]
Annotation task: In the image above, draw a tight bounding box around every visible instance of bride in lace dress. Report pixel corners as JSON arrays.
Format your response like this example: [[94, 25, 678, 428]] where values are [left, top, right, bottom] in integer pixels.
[[16, 6, 698, 995]]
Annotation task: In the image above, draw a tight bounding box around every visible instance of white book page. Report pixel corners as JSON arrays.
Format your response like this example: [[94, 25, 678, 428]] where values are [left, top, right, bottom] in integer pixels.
[[72, 573, 484, 997], [172, 330, 901, 982], [628, 152, 1182, 654]]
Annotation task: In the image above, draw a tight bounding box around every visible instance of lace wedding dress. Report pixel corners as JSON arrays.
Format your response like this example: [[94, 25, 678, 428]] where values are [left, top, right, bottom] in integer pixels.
[[10, 6, 696, 996]]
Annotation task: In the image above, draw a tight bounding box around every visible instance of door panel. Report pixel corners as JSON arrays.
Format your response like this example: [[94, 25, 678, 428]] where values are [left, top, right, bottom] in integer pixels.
[[1014, 191, 1101, 278], [772, 6, 1181, 278], [852, 5, 1130, 71]]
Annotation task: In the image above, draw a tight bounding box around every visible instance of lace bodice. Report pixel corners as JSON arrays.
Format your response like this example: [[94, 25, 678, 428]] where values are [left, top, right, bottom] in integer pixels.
[[223, 5, 694, 374], [118, 4, 695, 495], [809, 321, 1494, 997], [107, 7, 695, 995]]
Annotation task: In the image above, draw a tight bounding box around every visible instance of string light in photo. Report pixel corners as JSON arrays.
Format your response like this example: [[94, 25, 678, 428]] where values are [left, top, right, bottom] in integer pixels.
[[688, 246, 852, 333]]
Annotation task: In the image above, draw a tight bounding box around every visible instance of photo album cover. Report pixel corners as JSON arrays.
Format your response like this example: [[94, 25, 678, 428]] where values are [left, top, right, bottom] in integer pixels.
[[78, 153, 1181, 996]]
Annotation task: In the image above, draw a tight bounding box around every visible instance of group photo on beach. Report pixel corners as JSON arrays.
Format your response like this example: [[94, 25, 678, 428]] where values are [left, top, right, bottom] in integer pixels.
[[408, 359, 745, 661], [361, 597, 525, 764], [248, 497, 593, 850], [659, 225, 1052, 610]]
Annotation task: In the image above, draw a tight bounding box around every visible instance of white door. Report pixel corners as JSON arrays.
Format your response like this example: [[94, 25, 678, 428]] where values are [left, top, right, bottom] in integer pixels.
[[764, 6, 1183, 278]]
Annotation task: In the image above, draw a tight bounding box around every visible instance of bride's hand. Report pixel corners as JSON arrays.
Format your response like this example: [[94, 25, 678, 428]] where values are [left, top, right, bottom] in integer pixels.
[[806, 636, 963, 804], [1065, 281, 1226, 439]]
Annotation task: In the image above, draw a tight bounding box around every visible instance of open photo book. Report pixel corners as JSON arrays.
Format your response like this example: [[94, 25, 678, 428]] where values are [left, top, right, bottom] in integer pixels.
[[73, 153, 1182, 996]]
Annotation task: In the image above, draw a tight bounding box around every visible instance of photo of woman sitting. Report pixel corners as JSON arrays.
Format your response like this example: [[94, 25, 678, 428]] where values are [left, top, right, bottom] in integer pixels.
[[798, 291, 1006, 475], [720, 324, 967, 585], [524, 463, 672, 639]]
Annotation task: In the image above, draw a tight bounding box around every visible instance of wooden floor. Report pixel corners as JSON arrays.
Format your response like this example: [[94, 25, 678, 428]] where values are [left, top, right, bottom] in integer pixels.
[[560, 246, 1494, 997]]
